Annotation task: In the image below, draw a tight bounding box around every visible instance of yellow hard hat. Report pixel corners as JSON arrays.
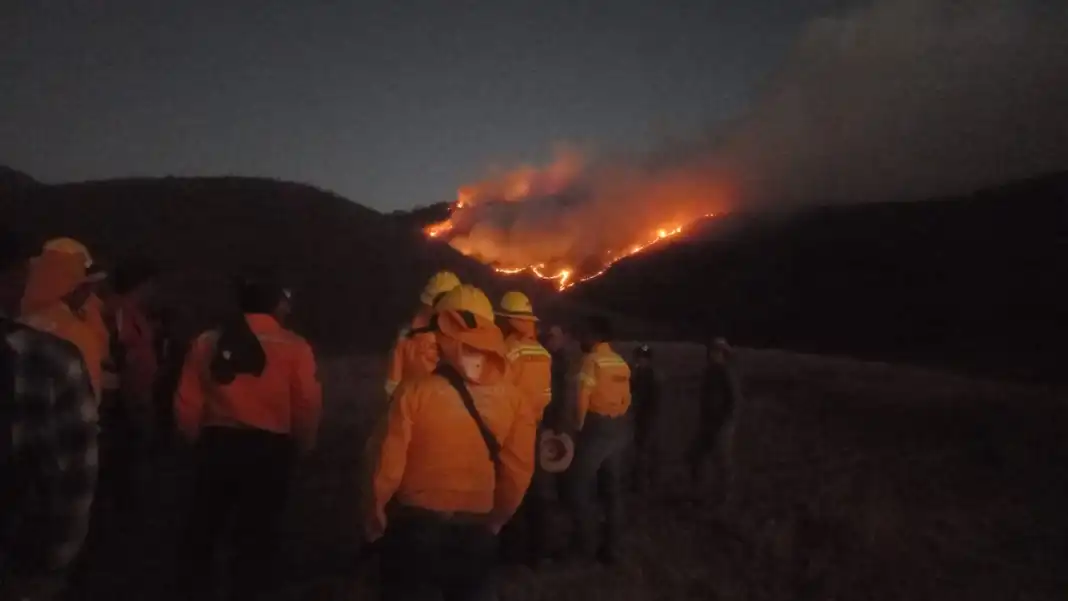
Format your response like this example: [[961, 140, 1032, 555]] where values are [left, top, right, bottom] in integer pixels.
[[435, 284, 495, 323], [420, 270, 461, 306], [496, 291, 538, 321], [42, 237, 93, 268]]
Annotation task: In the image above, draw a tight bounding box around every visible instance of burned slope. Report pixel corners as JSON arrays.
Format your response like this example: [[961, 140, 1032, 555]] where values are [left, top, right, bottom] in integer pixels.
[[572, 172, 1068, 382], [1, 176, 493, 353]]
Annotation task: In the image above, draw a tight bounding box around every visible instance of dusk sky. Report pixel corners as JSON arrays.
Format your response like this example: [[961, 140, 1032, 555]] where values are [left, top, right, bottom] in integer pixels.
[[1, 0, 865, 211]]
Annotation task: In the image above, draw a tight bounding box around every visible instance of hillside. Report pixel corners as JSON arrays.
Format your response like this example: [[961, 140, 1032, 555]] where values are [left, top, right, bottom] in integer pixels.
[[0, 165, 38, 194], [570, 172, 1068, 381], [0, 176, 499, 353]]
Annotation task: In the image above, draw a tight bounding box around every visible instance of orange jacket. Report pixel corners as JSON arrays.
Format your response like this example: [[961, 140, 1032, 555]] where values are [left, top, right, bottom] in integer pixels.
[[174, 314, 322, 453], [19, 252, 109, 403], [367, 310, 537, 541], [576, 342, 632, 429], [504, 321, 553, 421], [384, 308, 439, 396]]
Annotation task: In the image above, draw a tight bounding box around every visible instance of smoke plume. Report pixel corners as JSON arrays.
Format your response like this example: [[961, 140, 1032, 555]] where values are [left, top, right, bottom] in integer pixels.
[[434, 0, 1068, 282]]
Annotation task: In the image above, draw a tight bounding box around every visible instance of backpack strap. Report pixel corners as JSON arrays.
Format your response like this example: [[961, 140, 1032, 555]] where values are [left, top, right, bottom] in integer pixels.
[[434, 363, 501, 472]]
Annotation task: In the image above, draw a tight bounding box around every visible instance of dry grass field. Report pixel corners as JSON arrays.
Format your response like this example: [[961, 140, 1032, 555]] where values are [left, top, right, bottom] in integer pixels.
[[77, 344, 1068, 600]]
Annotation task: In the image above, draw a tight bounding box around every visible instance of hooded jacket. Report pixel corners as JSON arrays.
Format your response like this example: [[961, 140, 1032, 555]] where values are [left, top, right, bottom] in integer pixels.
[[384, 307, 439, 396], [366, 309, 537, 541], [18, 251, 108, 402]]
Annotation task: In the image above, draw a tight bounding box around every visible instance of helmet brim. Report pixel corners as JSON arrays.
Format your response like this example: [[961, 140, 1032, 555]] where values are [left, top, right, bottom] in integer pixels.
[[495, 310, 539, 322]]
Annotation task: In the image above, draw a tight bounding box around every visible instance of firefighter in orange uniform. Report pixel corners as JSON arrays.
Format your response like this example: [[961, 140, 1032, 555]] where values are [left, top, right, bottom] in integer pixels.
[[566, 315, 632, 565], [19, 237, 110, 403], [175, 278, 322, 601], [362, 271, 463, 526], [366, 285, 537, 601], [495, 291, 555, 565], [383, 270, 461, 396]]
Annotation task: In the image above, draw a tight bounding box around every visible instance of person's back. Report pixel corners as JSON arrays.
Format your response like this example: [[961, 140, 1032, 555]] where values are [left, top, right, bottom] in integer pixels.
[[567, 317, 632, 565], [174, 280, 322, 600], [504, 334, 552, 421], [378, 371, 529, 515], [688, 338, 742, 497], [175, 314, 320, 448], [367, 285, 536, 601]]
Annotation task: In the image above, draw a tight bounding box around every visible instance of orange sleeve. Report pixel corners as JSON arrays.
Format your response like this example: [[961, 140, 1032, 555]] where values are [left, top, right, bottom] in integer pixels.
[[366, 381, 418, 541], [384, 336, 406, 395], [174, 335, 210, 442], [291, 341, 323, 454], [490, 391, 537, 531], [81, 294, 110, 353]]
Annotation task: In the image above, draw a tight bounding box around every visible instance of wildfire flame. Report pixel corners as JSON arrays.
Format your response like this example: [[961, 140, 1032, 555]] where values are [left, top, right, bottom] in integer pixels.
[[422, 150, 727, 291]]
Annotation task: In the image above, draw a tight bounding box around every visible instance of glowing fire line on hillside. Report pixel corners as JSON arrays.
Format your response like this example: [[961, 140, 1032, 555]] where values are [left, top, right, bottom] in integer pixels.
[[424, 214, 717, 291]]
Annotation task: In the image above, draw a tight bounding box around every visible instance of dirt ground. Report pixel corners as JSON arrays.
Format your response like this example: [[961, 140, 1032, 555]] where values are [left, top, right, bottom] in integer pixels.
[[75, 344, 1068, 600]]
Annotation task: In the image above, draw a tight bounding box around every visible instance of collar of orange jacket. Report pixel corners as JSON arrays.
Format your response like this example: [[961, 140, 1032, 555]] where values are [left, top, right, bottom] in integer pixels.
[[505, 318, 538, 341], [20, 250, 90, 316], [592, 342, 613, 355], [435, 309, 507, 385], [245, 313, 282, 332]]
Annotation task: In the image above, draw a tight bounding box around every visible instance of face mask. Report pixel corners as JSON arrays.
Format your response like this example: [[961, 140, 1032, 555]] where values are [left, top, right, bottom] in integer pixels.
[[459, 351, 485, 382]]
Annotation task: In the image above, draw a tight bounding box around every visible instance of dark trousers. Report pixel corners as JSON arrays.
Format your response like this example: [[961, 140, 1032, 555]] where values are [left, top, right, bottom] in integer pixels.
[[566, 413, 630, 557], [96, 393, 152, 515], [631, 408, 659, 491], [499, 429, 554, 563], [181, 427, 295, 601], [379, 508, 497, 601], [686, 415, 736, 491]]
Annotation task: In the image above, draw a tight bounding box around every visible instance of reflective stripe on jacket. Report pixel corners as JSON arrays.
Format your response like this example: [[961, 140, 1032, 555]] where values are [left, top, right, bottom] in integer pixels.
[[504, 335, 553, 421], [576, 342, 631, 429]]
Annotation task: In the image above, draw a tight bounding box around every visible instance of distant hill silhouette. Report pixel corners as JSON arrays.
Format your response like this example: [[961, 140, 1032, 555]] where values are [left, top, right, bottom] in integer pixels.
[[5, 169, 1066, 380], [0, 176, 508, 353], [0, 165, 38, 194], [571, 172, 1068, 382]]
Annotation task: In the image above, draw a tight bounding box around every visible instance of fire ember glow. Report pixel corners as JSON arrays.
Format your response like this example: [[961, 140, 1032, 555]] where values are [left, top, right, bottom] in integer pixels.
[[422, 151, 726, 291]]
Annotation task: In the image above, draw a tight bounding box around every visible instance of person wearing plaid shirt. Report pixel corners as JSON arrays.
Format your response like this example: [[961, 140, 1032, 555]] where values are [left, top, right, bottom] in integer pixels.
[[2, 231, 99, 601]]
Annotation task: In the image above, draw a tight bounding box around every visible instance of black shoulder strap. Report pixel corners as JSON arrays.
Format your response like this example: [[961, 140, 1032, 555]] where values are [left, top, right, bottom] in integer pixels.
[[434, 363, 501, 470]]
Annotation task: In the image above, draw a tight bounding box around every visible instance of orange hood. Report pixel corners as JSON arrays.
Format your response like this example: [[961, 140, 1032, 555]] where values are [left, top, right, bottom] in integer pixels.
[[435, 309, 508, 385], [20, 250, 89, 316]]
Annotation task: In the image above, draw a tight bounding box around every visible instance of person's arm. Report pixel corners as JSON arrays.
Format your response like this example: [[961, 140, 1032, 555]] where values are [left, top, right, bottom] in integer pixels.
[[575, 354, 597, 431], [291, 341, 323, 454], [41, 349, 99, 573], [173, 334, 209, 442], [490, 393, 537, 532], [365, 381, 417, 542]]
